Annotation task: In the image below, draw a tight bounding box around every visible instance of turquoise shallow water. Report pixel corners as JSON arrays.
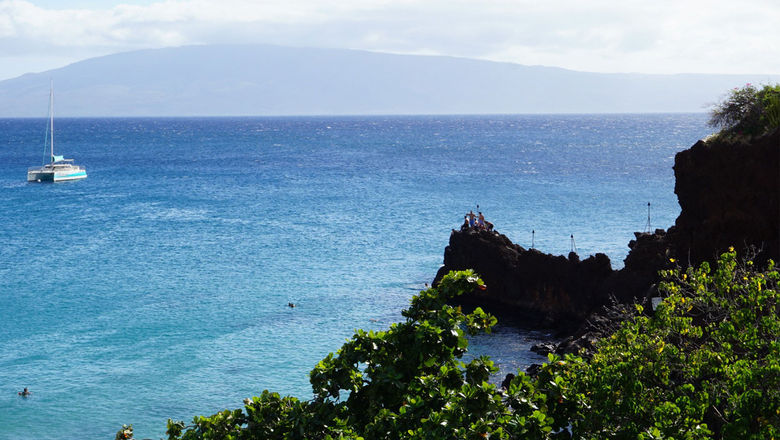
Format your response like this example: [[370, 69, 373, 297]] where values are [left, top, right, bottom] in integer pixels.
[[0, 115, 711, 439]]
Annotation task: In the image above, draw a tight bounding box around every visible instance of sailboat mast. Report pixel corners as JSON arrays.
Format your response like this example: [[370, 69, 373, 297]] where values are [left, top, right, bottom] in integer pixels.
[[49, 81, 54, 161]]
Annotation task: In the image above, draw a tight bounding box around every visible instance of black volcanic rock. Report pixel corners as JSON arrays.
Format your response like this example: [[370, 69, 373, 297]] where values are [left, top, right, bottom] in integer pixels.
[[554, 299, 644, 357], [433, 228, 619, 331], [668, 128, 779, 265], [433, 227, 664, 331], [625, 229, 672, 275]]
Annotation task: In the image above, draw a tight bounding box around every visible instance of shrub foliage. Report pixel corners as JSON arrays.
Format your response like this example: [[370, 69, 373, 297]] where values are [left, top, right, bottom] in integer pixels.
[[708, 83, 780, 138], [143, 252, 777, 439]]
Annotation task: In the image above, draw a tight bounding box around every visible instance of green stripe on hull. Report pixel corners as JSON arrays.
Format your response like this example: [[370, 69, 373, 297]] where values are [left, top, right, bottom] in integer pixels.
[[53, 171, 87, 182]]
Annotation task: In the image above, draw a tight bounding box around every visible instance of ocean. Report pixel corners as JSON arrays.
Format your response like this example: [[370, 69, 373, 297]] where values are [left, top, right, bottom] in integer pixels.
[[0, 114, 711, 439]]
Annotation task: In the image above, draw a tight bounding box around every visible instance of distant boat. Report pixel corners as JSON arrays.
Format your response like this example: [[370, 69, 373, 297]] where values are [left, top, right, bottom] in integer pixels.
[[27, 84, 87, 182]]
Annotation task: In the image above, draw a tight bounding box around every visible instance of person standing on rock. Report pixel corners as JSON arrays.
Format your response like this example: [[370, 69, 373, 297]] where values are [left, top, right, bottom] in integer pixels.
[[477, 212, 485, 229], [467, 211, 476, 228]]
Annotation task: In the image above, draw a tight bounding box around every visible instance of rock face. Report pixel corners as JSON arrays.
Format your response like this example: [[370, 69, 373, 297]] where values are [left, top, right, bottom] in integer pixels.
[[433, 128, 779, 333], [433, 228, 614, 329], [433, 227, 665, 331], [554, 300, 643, 357], [668, 128, 779, 265]]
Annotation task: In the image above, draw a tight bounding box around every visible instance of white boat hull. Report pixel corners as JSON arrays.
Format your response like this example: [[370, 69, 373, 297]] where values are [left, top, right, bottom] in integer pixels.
[[53, 170, 88, 182], [28, 165, 87, 182]]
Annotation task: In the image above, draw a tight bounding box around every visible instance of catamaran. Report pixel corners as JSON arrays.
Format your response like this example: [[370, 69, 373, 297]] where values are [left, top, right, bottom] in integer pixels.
[[27, 84, 87, 182]]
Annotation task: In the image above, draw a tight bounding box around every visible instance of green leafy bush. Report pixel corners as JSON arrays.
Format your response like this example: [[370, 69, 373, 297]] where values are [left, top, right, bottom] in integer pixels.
[[761, 86, 780, 130], [553, 249, 779, 438], [125, 252, 778, 439], [708, 83, 780, 139]]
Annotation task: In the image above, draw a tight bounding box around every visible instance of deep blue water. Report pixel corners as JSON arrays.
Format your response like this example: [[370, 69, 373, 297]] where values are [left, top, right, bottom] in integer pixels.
[[0, 114, 711, 439]]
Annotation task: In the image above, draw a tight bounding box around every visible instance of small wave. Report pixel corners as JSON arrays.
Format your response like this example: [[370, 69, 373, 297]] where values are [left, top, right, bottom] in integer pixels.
[[1, 181, 28, 189], [143, 207, 209, 221], [215, 217, 251, 225], [129, 202, 210, 222]]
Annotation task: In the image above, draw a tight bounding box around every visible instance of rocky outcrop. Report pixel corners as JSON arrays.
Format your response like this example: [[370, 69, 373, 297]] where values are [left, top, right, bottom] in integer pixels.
[[668, 128, 779, 265], [433, 227, 666, 332], [433, 129, 779, 334], [554, 300, 644, 357], [433, 228, 613, 330]]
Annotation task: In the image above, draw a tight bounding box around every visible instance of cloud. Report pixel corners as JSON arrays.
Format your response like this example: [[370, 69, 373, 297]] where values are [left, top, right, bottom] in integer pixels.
[[0, 0, 779, 80]]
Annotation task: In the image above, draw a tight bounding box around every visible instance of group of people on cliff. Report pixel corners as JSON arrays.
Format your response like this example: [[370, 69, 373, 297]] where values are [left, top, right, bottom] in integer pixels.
[[462, 210, 493, 232]]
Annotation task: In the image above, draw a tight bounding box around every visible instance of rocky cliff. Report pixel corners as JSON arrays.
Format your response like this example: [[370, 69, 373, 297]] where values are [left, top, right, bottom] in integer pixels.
[[432, 229, 613, 329], [668, 127, 779, 265], [433, 128, 779, 332], [432, 226, 670, 332]]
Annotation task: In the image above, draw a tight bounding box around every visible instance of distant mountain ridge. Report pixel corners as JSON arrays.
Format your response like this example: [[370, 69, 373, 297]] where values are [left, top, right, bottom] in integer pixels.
[[1, 44, 778, 117]]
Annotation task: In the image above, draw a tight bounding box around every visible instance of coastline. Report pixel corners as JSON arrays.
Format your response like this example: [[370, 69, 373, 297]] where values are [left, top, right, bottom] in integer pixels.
[[433, 126, 779, 355]]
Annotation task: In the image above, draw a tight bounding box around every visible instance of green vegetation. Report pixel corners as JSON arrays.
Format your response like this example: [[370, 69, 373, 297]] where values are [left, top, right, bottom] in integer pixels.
[[129, 250, 778, 440], [551, 249, 780, 439], [708, 83, 780, 140]]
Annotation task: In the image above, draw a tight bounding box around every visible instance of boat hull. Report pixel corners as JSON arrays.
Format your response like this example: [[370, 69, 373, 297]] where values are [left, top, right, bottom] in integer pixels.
[[28, 166, 87, 182], [27, 170, 54, 182], [53, 170, 87, 181]]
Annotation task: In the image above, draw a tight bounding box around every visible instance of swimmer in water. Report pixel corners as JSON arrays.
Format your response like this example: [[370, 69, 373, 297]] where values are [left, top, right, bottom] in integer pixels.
[[18, 387, 31, 397]]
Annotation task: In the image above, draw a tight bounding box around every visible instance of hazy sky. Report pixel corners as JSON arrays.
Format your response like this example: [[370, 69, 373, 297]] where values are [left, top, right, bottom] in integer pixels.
[[1, 0, 779, 81]]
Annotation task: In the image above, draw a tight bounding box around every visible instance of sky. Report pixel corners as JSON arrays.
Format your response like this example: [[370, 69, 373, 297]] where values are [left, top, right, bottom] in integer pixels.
[[1, 0, 779, 81]]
